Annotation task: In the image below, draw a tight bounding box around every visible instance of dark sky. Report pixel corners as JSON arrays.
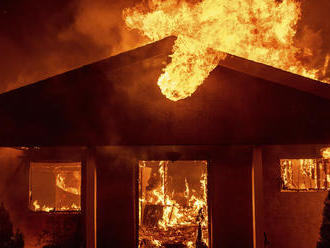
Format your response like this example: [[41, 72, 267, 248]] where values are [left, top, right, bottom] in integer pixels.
[[0, 0, 329, 94]]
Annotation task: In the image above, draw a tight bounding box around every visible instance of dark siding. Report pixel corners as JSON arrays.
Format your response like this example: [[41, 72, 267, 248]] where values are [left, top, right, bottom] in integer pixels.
[[262, 145, 327, 248]]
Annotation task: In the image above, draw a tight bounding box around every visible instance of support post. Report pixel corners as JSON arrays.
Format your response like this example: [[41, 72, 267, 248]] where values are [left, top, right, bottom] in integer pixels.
[[86, 148, 97, 248], [252, 146, 264, 248]]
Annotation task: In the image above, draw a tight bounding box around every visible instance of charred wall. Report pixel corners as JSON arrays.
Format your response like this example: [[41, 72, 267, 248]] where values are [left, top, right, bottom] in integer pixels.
[[95, 146, 253, 248], [262, 145, 327, 248]]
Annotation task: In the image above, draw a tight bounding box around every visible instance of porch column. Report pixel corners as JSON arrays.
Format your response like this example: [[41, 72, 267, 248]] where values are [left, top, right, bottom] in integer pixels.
[[86, 148, 97, 248], [252, 146, 264, 248]]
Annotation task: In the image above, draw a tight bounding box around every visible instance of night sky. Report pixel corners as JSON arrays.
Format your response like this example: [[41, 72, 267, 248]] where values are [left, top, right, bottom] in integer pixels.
[[0, 0, 145, 93], [0, 0, 329, 92]]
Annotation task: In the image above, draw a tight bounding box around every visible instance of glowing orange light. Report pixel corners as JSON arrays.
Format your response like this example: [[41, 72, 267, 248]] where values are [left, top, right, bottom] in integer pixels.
[[124, 0, 329, 101]]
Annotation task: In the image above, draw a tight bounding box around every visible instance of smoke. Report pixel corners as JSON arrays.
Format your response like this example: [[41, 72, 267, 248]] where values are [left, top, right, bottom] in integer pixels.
[[0, 148, 35, 247], [0, 0, 146, 94], [60, 0, 146, 53]]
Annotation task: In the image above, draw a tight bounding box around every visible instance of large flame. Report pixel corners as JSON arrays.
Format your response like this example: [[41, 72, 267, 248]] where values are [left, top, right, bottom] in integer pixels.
[[124, 0, 329, 101]]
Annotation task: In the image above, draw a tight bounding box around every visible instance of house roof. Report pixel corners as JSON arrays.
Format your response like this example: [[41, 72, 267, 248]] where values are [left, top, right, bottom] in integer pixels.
[[0, 36, 330, 146]]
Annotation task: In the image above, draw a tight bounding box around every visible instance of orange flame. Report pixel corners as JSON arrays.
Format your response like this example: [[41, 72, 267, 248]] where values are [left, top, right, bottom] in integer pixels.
[[56, 172, 81, 196], [124, 0, 329, 101], [32, 200, 80, 212], [32, 200, 54, 212]]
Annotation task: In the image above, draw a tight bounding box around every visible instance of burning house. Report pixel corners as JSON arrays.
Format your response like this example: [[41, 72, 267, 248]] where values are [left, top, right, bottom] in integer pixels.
[[0, 36, 330, 248]]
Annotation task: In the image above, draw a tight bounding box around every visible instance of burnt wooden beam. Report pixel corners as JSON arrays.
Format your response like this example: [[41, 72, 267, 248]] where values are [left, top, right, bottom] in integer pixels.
[[252, 147, 264, 248], [85, 148, 97, 248]]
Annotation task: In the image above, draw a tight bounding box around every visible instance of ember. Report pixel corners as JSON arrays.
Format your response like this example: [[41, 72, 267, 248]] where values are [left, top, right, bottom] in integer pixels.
[[138, 161, 208, 248]]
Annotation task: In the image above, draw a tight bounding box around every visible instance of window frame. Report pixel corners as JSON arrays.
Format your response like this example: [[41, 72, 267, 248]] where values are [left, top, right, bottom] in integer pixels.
[[280, 158, 329, 192], [29, 160, 83, 213], [136, 159, 210, 248]]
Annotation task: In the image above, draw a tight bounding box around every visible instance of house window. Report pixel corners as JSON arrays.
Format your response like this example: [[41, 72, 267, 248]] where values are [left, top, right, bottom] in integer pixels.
[[280, 159, 330, 191], [138, 160, 209, 248], [29, 162, 81, 212]]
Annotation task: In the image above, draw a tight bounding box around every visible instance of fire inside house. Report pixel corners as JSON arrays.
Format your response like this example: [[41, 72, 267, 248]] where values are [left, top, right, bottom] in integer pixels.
[[29, 162, 81, 212], [138, 161, 208, 247]]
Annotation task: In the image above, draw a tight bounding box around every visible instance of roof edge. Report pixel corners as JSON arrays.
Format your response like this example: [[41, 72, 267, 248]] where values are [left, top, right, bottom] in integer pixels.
[[218, 54, 330, 100]]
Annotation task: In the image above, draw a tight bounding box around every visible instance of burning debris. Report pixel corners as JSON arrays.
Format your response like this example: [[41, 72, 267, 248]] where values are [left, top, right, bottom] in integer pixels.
[[124, 0, 330, 101], [138, 161, 208, 248], [30, 162, 81, 212]]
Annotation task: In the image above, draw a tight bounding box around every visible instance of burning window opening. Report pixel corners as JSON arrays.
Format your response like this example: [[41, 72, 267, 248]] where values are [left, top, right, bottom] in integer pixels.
[[138, 160, 209, 248], [29, 162, 81, 212], [280, 159, 330, 192]]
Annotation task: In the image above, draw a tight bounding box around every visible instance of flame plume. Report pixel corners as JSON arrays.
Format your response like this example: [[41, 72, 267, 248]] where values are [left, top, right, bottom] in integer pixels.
[[124, 0, 329, 101]]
